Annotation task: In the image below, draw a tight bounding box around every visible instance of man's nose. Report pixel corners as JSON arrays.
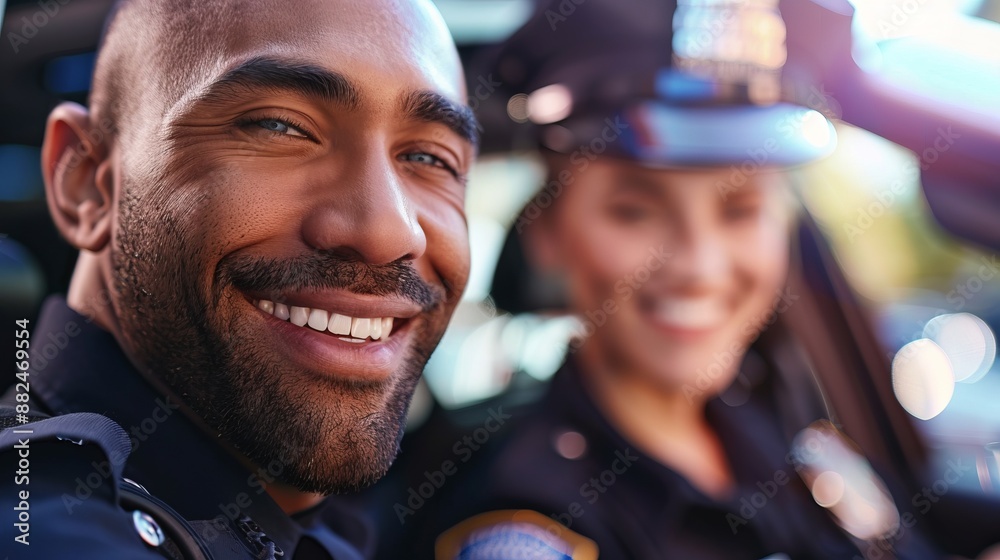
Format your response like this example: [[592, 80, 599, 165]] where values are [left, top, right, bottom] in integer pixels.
[[300, 152, 426, 265]]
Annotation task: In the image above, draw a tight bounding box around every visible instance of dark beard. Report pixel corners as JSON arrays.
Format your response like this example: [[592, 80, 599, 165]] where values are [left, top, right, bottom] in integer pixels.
[[112, 186, 447, 494]]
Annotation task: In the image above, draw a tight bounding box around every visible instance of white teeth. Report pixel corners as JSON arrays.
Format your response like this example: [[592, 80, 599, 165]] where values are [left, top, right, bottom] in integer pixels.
[[655, 298, 725, 330], [290, 306, 310, 327], [273, 303, 290, 321], [351, 317, 371, 339], [328, 313, 352, 336], [256, 299, 395, 341], [308, 308, 329, 332], [339, 337, 366, 344]]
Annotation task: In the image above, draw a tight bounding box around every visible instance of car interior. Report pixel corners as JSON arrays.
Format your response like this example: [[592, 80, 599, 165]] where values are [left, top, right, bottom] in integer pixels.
[[2, 0, 999, 556]]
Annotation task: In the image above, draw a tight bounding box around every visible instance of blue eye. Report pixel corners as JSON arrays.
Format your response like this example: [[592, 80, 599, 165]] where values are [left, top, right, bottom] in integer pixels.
[[402, 152, 458, 178], [255, 118, 307, 138], [404, 153, 443, 167]]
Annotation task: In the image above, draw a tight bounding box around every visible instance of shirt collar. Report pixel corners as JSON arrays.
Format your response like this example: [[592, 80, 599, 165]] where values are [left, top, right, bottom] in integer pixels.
[[30, 296, 369, 559], [546, 355, 800, 519], [544, 357, 706, 519]]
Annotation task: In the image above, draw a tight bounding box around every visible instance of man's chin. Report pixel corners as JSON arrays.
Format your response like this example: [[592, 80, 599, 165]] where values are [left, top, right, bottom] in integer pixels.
[[232, 415, 404, 496], [273, 455, 396, 496], [212, 364, 417, 496]]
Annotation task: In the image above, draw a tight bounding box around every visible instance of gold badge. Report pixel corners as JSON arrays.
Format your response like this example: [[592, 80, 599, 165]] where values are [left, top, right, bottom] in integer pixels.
[[436, 509, 599, 559]]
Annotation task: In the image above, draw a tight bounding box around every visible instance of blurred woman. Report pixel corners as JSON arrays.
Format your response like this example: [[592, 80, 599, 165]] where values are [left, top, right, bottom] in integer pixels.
[[373, 1, 952, 558], [422, 136, 943, 560]]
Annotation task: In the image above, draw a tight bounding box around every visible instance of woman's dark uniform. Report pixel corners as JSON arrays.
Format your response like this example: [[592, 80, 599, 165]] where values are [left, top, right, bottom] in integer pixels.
[[379, 345, 946, 559]]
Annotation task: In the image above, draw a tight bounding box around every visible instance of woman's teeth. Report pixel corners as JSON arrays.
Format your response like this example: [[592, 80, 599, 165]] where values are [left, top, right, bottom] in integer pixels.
[[655, 298, 725, 330], [254, 299, 394, 342]]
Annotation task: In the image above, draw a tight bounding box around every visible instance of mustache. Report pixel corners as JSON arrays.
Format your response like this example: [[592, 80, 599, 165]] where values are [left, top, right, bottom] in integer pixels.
[[218, 251, 442, 311]]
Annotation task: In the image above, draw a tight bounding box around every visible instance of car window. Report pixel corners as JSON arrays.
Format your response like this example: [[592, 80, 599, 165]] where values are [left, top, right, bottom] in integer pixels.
[[797, 122, 1000, 496]]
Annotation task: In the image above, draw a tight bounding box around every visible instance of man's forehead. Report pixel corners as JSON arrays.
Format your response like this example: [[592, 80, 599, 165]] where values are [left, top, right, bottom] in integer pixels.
[[224, 0, 464, 97], [113, 0, 466, 127], [163, 55, 479, 148]]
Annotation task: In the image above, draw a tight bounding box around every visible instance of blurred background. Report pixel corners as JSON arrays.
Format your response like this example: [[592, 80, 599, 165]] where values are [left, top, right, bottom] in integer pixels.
[[1, 0, 999, 520]]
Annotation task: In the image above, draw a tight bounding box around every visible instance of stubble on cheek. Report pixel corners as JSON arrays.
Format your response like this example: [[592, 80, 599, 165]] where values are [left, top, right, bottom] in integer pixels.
[[110, 176, 458, 493]]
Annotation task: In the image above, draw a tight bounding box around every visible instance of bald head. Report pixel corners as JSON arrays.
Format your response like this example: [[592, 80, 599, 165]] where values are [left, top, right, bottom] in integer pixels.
[[90, 0, 469, 152]]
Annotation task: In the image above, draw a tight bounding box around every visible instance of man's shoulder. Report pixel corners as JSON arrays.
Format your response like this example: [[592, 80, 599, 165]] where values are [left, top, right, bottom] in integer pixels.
[[0, 410, 168, 559]]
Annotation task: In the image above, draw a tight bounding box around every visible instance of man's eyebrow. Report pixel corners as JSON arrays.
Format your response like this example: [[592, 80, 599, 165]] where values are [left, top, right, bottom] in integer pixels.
[[191, 56, 362, 111], [401, 90, 480, 149], [176, 57, 479, 147]]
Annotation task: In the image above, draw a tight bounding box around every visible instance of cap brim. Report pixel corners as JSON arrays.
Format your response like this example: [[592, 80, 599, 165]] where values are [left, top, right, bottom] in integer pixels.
[[548, 102, 837, 167]]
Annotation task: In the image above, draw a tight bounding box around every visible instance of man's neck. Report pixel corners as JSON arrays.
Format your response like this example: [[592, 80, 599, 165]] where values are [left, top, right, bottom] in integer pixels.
[[266, 484, 326, 515], [66, 250, 119, 335]]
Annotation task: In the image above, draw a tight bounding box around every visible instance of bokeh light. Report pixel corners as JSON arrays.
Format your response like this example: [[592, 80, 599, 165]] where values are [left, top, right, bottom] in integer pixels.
[[527, 83, 573, 124], [800, 110, 834, 149], [923, 313, 997, 384], [811, 470, 847, 508], [792, 422, 901, 541], [554, 431, 587, 460], [892, 338, 955, 420], [506, 93, 530, 123]]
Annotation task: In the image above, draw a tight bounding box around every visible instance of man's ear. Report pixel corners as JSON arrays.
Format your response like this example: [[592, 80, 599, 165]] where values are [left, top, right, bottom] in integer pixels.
[[41, 102, 115, 252]]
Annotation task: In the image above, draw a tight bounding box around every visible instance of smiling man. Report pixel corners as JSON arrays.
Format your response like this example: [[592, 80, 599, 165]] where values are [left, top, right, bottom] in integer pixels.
[[0, 0, 476, 558]]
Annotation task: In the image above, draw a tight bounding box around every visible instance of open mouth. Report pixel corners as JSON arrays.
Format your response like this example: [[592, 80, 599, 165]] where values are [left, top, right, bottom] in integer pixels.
[[239, 289, 421, 380], [652, 297, 727, 330], [635, 294, 730, 340], [252, 298, 407, 344]]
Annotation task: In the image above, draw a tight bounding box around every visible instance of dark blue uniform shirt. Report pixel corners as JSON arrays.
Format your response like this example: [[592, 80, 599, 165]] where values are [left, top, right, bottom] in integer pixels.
[[0, 297, 372, 559], [373, 356, 947, 559]]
